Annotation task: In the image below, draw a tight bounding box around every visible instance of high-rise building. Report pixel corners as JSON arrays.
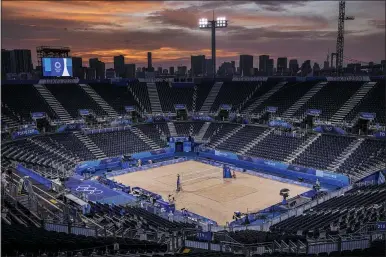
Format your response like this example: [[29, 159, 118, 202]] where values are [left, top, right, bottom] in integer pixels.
[[267, 59, 274, 76], [277, 57, 288, 75], [218, 61, 234, 76], [191, 55, 205, 76], [381, 60, 386, 74], [86, 67, 96, 80], [205, 59, 213, 76], [89, 58, 99, 69], [157, 67, 162, 74], [177, 66, 187, 76], [72, 57, 83, 78], [147, 52, 153, 71], [89, 58, 105, 79], [1, 49, 12, 79], [231, 61, 236, 74], [169, 66, 175, 75], [98, 61, 105, 79], [106, 68, 116, 79], [313, 62, 321, 76], [113, 55, 125, 77], [300, 60, 312, 76], [323, 61, 330, 70], [259, 55, 269, 74], [289, 59, 299, 75], [124, 64, 136, 78], [10, 49, 33, 74], [163, 69, 168, 74], [240, 55, 253, 76]]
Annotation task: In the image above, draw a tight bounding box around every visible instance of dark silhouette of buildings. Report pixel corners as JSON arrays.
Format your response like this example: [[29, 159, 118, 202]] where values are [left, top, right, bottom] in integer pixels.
[[259, 55, 269, 75], [72, 57, 83, 78], [169, 66, 175, 75], [124, 64, 136, 78], [277, 57, 288, 75], [240, 55, 253, 76], [114, 55, 125, 77], [191, 55, 205, 76], [289, 59, 299, 75]]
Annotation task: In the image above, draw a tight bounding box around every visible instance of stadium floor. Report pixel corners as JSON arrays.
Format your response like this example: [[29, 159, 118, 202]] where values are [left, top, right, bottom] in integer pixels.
[[112, 161, 309, 225]]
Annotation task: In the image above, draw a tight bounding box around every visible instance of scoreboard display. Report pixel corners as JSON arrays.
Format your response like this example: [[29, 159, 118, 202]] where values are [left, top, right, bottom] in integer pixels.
[[43, 58, 73, 77]]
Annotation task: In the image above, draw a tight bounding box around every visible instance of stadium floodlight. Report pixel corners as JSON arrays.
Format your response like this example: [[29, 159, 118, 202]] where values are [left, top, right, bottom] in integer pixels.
[[198, 14, 228, 78]]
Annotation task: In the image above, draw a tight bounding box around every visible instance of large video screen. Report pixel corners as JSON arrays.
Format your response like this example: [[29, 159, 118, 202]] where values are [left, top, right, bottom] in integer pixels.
[[42, 58, 73, 77]]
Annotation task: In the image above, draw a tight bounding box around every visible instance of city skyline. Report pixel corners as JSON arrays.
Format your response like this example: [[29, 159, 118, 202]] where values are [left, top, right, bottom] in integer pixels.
[[2, 1, 385, 69]]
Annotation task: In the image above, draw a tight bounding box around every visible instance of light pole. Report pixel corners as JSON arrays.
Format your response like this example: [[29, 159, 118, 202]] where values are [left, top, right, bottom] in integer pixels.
[[199, 14, 228, 78]]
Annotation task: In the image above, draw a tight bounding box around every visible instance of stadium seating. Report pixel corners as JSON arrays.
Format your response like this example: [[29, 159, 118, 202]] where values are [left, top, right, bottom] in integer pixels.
[[47, 133, 96, 160], [88, 129, 156, 157], [136, 123, 168, 146], [245, 132, 310, 162], [249, 81, 317, 115], [239, 81, 278, 112], [156, 81, 194, 112], [195, 81, 214, 112], [293, 82, 363, 120], [345, 80, 386, 125], [216, 125, 268, 153], [337, 138, 386, 180], [207, 123, 241, 148], [271, 183, 386, 237], [89, 83, 141, 114], [174, 122, 204, 136], [292, 135, 355, 170], [1, 221, 167, 256], [1, 138, 77, 178], [132, 82, 152, 113], [210, 81, 259, 112], [1, 84, 58, 121]]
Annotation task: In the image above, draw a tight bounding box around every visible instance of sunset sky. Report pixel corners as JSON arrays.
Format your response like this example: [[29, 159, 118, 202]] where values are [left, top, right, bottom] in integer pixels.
[[2, 1, 385, 69]]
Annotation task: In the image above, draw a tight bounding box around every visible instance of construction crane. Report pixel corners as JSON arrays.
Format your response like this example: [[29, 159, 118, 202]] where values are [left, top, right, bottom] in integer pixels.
[[335, 1, 355, 75]]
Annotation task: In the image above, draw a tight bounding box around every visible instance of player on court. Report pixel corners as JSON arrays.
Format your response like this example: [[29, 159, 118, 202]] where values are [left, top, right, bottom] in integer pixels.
[[176, 174, 181, 192], [232, 170, 236, 179]]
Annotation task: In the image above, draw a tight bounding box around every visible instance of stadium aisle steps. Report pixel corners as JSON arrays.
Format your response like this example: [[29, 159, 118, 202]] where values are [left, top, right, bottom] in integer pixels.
[[200, 82, 223, 113], [79, 84, 119, 118]]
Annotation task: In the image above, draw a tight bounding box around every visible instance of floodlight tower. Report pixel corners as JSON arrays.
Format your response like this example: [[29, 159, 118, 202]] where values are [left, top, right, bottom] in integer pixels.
[[199, 13, 228, 78]]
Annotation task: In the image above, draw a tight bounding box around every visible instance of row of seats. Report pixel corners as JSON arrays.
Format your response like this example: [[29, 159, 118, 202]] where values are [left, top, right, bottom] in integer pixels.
[[88, 130, 155, 157], [45, 84, 107, 118], [174, 122, 204, 137], [2, 81, 384, 125], [270, 183, 386, 237], [157, 82, 195, 112], [2, 221, 167, 256]]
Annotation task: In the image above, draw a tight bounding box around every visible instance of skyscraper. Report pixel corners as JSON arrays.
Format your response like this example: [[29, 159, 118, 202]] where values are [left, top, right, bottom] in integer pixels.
[[300, 60, 312, 76], [1, 49, 12, 79], [191, 55, 205, 76], [289, 59, 299, 75], [114, 55, 125, 77], [89, 58, 105, 79], [205, 59, 213, 77], [169, 66, 175, 75], [72, 56, 83, 78], [259, 55, 269, 75], [240, 55, 253, 76], [147, 52, 153, 72], [157, 67, 162, 74], [124, 64, 136, 78], [177, 66, 187, 76], [277, 57, 288, 75], [10, 49, 33, 74], [267, 59, 274, 76]]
